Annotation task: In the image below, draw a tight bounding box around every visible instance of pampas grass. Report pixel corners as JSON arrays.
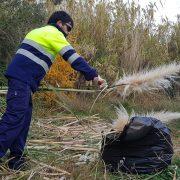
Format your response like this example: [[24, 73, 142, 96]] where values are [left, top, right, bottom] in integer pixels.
[[112, 105, 130, 132], [112, 62, 180, 98], [144, 111, 180, 123], [113, 106, 180, 132]]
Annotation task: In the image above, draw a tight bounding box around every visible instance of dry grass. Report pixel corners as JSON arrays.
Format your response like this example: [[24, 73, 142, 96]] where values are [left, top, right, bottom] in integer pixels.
[[0, 114, 112, 179], [0, 93, 179, 179], [4, 115, 180, 180]]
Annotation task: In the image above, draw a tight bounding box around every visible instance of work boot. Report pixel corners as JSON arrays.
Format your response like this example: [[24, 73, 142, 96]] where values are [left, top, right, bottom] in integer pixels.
[[8, 155, 27, 170]]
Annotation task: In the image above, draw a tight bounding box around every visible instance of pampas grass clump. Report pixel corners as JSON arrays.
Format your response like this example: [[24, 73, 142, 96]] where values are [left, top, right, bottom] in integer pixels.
[[112, 62, 180, 98], [113, 105, 180, 133]]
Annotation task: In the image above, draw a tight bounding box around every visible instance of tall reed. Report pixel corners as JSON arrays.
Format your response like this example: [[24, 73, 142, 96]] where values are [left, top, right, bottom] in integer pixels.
[[56, 0, 179, 81]]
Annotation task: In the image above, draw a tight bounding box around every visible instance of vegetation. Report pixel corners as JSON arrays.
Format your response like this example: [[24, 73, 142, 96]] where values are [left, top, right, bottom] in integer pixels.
[[0, 0, 46, 64], [0, 0, 179, 179], [67, 0, 180, 77]]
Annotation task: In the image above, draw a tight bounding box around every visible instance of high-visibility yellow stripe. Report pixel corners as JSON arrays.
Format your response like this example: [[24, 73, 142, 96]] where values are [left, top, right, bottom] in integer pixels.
[[25, 25, 70, 57]]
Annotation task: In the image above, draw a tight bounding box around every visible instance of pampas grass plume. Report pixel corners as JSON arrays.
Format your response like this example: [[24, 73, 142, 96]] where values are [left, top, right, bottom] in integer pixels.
[[114, 62, 180, 97], [146, 111, 180, 123], [112, 105, 129, 132], [113, 106, 180, 133]]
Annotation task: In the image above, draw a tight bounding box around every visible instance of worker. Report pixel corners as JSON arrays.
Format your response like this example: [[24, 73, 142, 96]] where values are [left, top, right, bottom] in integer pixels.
[[0, 11, 107, 170]]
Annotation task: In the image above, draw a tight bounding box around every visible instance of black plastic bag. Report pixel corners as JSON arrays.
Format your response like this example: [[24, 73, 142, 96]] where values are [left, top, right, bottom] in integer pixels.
[[101, 117, 173, 174]]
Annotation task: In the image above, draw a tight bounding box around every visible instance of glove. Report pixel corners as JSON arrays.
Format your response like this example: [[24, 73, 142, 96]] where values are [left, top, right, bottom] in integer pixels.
[[93, 75, 108, 89]]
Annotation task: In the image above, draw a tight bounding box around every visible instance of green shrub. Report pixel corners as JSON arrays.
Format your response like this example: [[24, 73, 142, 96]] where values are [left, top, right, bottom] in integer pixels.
[[0, 0, 46, 64], [0, 61, 7, 86]]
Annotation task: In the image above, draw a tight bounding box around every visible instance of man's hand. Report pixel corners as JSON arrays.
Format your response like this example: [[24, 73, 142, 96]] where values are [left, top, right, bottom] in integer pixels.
[[93, 75, 108, 89]]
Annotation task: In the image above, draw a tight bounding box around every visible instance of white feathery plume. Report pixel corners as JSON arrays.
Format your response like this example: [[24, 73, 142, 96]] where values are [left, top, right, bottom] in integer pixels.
[[143, 111, 180, 123], [112, 62, 180, 98], [112, 107, 180, 132], [112, 105, 129, 132]]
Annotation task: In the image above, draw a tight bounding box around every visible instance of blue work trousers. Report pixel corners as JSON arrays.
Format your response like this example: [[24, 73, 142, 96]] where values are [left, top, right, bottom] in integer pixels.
[[0, 78, 32, 157]]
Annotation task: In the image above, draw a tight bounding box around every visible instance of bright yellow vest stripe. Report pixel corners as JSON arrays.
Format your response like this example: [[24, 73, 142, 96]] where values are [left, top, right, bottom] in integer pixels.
[[25, 25, 70, 60]]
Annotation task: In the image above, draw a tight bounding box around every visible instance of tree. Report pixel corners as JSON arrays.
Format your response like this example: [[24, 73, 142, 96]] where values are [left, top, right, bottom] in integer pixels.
[[0, 0, 46, 63]]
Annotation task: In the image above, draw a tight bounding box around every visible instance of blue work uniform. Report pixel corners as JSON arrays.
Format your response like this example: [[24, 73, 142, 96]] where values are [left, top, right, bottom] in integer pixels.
[[0, 25, 98, 157]]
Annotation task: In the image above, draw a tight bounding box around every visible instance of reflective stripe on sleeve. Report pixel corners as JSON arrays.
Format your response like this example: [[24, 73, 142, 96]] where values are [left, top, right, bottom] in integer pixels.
[[23, 39, 54, 61], [16, 49, 49, 72], [59, 45, 74, 56], [68, 53, 81, 64]]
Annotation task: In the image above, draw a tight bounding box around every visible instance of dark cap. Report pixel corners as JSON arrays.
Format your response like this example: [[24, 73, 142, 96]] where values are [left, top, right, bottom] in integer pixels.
[[47, 11, 74, 28]]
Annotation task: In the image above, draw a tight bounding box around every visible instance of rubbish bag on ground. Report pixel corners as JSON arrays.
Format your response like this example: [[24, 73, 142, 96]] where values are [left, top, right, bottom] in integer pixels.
[[101, 117, 173, 174]]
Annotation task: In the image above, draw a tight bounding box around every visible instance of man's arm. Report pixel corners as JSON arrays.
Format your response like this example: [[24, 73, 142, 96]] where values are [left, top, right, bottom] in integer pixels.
[[59, 45, 107, 88], [48, 30, 107, 88], [59, 45, 98, 80]]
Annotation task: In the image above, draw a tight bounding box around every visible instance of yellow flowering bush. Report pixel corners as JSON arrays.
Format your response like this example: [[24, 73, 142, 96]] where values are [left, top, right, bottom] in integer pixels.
[[45, 55, 77, 88]]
